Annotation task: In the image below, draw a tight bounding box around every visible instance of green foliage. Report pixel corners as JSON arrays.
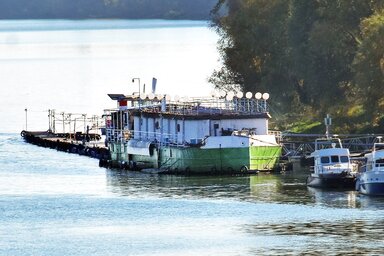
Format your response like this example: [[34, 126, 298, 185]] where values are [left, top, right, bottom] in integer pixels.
[[210, 0, 384, 133], [287, 121, 322, 134], [353, 10, 384, 124]]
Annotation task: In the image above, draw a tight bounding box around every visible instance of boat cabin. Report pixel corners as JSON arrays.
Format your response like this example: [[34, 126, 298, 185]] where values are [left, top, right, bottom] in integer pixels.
[[104, 93, 272, 146], [310, 138, 353, 174], [365, 143, 384, 171]]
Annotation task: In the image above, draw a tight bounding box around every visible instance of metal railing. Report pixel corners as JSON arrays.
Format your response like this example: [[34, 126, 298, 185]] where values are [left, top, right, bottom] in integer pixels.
[[105, 128, 187, 148]]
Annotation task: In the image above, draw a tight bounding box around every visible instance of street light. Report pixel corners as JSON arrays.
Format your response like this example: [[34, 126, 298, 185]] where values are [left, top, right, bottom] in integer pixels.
[[132, 78, 141, 109]]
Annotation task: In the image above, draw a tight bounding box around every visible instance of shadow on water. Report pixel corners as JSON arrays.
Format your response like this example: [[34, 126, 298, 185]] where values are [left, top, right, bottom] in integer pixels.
[[106, 168, 384, 209]]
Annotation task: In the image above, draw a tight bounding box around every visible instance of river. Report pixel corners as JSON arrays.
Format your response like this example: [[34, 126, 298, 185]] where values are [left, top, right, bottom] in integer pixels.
[[0, 19, 219, 133], [1, 20, 384, 255], [1, 133, 384, 255]]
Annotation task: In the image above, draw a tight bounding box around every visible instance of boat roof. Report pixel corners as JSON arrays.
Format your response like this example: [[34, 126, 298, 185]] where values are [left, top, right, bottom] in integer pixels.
[[310, 137, 350, 157], [314, 137, 343, 150], [310, 147, 350, 157], [107, 93, 271, 119], [108, 94, 139, 100], [364, 143, 384, 159]]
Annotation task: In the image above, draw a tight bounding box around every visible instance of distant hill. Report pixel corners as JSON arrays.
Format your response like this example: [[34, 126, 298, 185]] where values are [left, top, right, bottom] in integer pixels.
[[0, 0, 217, 20]]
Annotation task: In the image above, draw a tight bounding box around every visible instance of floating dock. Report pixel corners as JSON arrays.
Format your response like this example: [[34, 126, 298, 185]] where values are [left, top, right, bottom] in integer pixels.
[[20, 130, 110, 163]]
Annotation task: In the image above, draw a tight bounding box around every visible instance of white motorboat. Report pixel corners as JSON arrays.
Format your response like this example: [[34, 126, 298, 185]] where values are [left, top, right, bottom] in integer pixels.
[[356, 143, 384, 195], [306, 137, 357, 188]]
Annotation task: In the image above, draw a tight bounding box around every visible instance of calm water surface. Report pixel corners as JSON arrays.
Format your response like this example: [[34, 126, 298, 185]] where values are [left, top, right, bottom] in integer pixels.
[[1, 20, 384, 255], [0, 19, 219, 133], [1, 133, 384, 255]]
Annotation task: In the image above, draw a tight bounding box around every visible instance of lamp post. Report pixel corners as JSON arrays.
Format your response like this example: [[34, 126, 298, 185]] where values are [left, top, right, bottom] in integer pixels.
[[132, 78, 141, 98], [25, 108, 28, 131]]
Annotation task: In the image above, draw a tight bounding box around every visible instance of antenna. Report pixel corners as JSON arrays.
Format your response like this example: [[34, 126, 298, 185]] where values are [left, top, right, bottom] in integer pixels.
[[324, 114, 332, 139]]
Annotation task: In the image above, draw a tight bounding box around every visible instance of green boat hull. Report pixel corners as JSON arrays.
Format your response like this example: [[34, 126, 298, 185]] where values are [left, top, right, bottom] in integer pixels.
[[109, 143, 282, 174], [158, 145, 281, 174]]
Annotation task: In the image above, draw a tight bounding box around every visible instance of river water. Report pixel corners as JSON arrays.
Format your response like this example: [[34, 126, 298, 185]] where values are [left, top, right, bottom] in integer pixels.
[[1, 20, 384, 255], [0, 19, 219, 133], [1, 133, 384, 255]]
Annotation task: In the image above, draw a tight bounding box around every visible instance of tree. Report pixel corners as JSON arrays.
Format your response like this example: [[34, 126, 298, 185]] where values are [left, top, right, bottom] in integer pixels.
[[210, 0, 384, 133], [210, 0, 292, 111], [353, 10, 384, 125]]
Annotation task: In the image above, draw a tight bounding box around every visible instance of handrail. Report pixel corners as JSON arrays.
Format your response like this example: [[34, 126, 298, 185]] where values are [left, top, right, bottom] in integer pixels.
[[104, 98, 269, 116]]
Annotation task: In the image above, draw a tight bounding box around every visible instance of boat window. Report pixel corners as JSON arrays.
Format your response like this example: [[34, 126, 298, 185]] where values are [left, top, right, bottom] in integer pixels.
[[375, 159, 384, 167], [331, 155, 339, 163], [321, 157, 330, 164], [340, 156, 349, 163]]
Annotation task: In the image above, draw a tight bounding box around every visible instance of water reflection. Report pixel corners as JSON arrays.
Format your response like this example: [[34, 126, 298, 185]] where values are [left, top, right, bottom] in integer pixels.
[[307, 187, 359, 208], [106, 169, 384, 210], [106, 170, 251, 200], [249, 172, 311, 205]]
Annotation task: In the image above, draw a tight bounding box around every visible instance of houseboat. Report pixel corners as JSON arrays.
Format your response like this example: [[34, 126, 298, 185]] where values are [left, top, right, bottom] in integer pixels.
[[102, 91, 282, 174], [356, 142, 384, 195], [306, 137, 357, 188]]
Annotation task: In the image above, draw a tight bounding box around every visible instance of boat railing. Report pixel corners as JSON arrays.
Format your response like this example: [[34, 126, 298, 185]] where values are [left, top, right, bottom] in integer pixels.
[[269, 130, 282, 143], [105, 97, 269, 116], [164, 98, 269, 116], [105, 128, 188, 148], [314, 138, 344, 150]]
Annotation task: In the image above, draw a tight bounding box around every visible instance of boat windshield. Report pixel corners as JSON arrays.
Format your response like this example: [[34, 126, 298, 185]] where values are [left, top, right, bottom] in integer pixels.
[[321, 157, 330, 164], [375, 158, 384, 167], [331, 155, 339, 162], [320, 155, 349, 164]]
